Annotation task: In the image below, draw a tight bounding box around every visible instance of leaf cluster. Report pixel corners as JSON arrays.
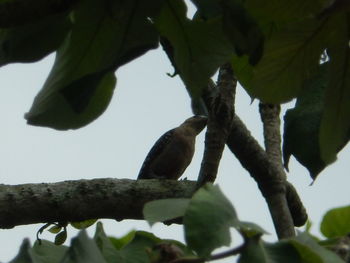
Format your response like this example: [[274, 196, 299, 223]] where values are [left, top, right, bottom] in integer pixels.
[[9, 185, 350, 263]]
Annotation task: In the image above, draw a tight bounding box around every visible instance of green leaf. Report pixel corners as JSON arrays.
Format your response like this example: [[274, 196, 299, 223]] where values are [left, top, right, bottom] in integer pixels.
[[238, 237, 301, 263], [320, 205, 350, 238], [110, 231, 136, 250], [283, 63, 328, 179], [93, 222, 124, 263], [120, 231, 160, 263], [30, 240, 68, 263], [48, 225, 62, 234], [184, 184, 238, 258], [242, 17, 330, 103], [9, 239, 32, 263], [143, 198, 190, 225], [0, 12, 71, 66], [238, 221, 269, 237], [25, 0, 160, 130], [54, 230, 67, 246], [245, 0, 327, 24], [154, 0, 234, 98], [71, 219, 97, 230], [191, 0, 264, 65], [290, 232, 344, 263], [319, 14, 350, 163], [61, 230, 107, 263]]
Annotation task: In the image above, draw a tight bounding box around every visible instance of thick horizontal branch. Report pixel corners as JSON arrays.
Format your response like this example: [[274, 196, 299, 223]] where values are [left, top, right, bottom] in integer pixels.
[[0, 178, 197, 229]]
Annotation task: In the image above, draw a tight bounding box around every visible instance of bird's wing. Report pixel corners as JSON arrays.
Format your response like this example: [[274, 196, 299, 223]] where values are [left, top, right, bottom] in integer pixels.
[[137, 129, 175, 179]]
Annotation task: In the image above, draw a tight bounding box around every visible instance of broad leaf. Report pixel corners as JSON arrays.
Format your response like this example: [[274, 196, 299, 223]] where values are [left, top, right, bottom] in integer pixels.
[[245, 0, 327, 25], [0, 13, 71, 66], [283, 63, 328, 179], [25, 0, 160, 130], [241, 17, 329, 103], [93, 222, 124, 263], [319, 14, 350, 163], [238, 237, 301, 263], [290, 232, 344, 263], [320, 205, 350, 238], [154, 0, 234, 98], [120, 231, 160, 263], [61, 230, 107, 263], [184, 184, 238, 258], [143, 198, 190, 225], [191, 0, 264, 65], [9, 239, 68, 263]]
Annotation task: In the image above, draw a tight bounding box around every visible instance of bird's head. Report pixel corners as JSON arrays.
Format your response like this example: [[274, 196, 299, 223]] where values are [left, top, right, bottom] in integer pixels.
[[182, 115, 207, 135]]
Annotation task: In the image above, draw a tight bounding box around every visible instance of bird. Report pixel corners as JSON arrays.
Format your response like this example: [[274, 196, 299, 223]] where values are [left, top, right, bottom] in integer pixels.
[[137, 116, 207, 180]]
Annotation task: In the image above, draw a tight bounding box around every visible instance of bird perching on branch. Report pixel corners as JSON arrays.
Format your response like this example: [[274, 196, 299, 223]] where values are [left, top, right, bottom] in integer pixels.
[[137, 116, 207, 180]]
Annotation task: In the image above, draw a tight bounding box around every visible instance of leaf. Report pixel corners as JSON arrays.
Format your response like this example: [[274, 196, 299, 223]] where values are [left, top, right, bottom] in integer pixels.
[[70, 219, 97, 229], [120, 231, 160, 263], [191, 0, 264, 65], [320, 205, 350, 238], [9, 239, 32, 263], [30, 240, 68, 263], [54, 230, 67, 245], [238, 221, 269, 237], [319, 14, 350, 163], [0, 12, 71, 66], [110, 231, 136, 250], [290, 232, 344, 263], [238, 237, 301, 263], [154, 0, 234, 98], [245, 0, 327, 24], [184, 184, 238, 258], [48, 225, 62, 234], [283, 63, 328, 179], [143, 198, 190, 225], [25, 0, 160, 130], [61, 230, 107, 263], [241, 17, 330, 103], [93, 222, 124, 263]]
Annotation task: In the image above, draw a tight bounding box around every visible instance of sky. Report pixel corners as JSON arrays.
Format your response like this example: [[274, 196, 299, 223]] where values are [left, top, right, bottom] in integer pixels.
[[1, 4, 350, 262]]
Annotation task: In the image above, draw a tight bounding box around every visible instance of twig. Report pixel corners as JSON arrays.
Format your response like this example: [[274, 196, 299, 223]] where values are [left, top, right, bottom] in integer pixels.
[[170, 244, 244, 263]]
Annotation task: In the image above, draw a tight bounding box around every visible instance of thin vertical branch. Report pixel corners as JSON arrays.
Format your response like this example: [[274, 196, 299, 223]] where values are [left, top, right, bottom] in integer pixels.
[[259, 103, 295, 239], [197, 64, 236, 186]]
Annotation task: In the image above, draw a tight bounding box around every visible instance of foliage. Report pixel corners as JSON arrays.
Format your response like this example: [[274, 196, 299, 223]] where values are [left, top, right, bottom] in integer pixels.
[[10, 184, 347, 263], [1, 0, 349, 178]]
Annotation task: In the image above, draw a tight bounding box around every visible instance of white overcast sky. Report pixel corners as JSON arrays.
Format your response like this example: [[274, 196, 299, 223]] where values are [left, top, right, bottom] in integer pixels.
[[1, 5, 350, 263]]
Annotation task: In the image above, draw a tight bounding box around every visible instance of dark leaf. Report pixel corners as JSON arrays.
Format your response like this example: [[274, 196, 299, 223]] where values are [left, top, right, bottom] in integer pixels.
[[238, 236, 302, 263], [54, 230, 67, 246], [25, 0, 160, 130], [184, 184, 238, 258], [290, 232, 344, 263], [70, 219, 97, 230], [0, 13, 71, 66], [283, 63, 328, 179], [319, 14, 350, 163], [154, 0, 234, 98], [61, 230, 107, 263]]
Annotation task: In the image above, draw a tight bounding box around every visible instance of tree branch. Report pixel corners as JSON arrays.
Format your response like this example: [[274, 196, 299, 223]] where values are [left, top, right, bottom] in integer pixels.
[[259, 102, 295, 238], [200, 81, 307, 238], [197, 63, 236, 186], [0, 178, 197, 229]]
